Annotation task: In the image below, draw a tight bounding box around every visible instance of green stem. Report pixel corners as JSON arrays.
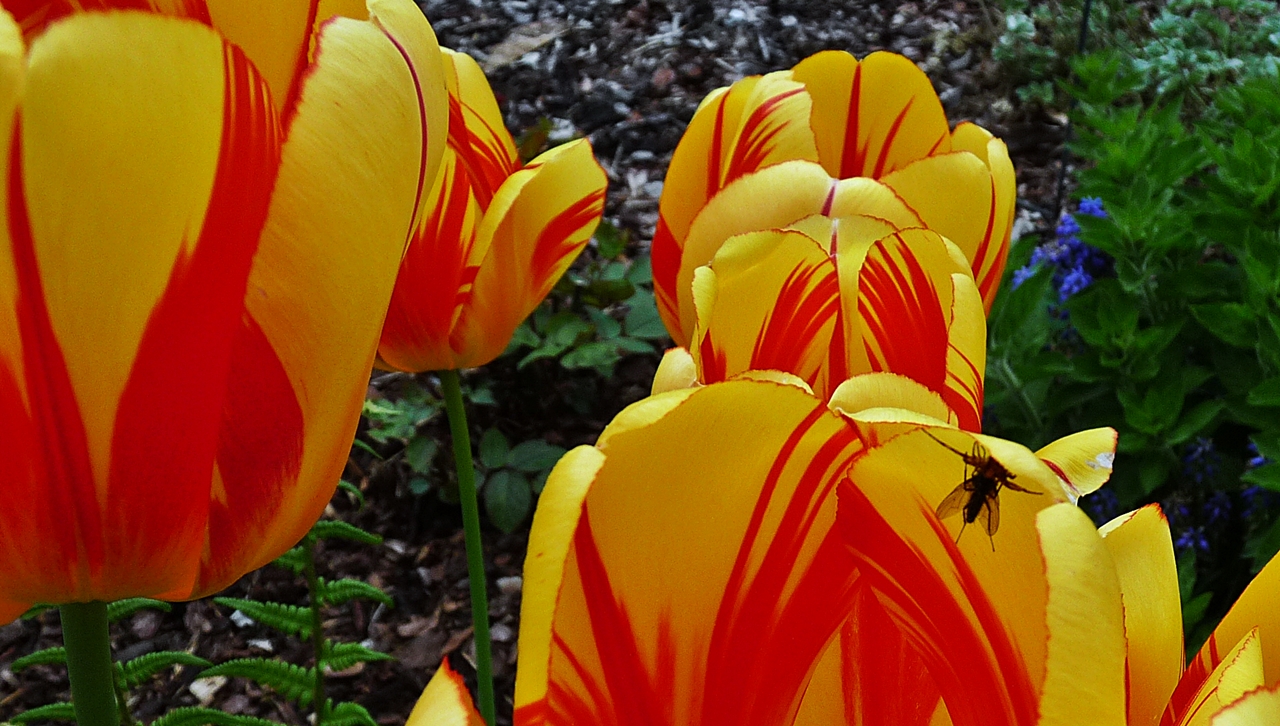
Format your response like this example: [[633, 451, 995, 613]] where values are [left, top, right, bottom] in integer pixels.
[[439, 369, 496, 726], [302, 534, 329, 723], [60, 602, 120, 726]]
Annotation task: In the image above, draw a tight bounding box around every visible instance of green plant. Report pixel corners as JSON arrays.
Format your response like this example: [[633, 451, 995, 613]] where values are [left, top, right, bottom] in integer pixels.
[[475, 428, 568, 532]]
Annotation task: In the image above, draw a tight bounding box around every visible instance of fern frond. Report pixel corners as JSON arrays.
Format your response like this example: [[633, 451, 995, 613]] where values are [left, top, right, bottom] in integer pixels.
[[337, 480, 365, 508], [119, 650, 211, 688], [271, 546, 308, 575], [11, 646, 66, 672], [197, 658, 316, 707], [310, 520, 381, 546], [321, 702, 377, 726], [320, 642, 393, 673], [19, 604, 52, 621], [212, 598, 312, 639], [150, 707, 282, 726], [106, 597, 172, 623], [11, 702, 76, 723], [316, 578, 393, 608]]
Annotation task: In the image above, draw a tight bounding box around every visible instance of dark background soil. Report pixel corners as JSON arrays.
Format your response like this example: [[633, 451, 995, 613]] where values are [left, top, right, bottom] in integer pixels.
[[0, 2, 1072, 724]]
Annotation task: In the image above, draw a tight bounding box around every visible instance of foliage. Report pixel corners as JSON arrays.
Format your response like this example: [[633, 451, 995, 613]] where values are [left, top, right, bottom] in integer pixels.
[[986, 60, 1280, 647], [475, 427, 569, 532], [992, 0, 1280, 110]]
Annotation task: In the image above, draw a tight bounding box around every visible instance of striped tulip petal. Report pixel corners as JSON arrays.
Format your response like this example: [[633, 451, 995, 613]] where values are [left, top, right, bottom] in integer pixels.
[[653, 71, 817, 337], [0, 1, 446, 612], [377, 48, 605, 373], [949, 122, 1015, 311], [1098, 506, 1183, 726], [651, 346, 698, 395], [1211, 684, 1280, 726], [790, 50, 950, 180], [1169, 629, 1265, 726], [1037, 427, 1118, 501], [407, 660, 485, 726], [514, 380, 866, 725], [204, 0, 317, 113], [839, 426, 1126, 726]]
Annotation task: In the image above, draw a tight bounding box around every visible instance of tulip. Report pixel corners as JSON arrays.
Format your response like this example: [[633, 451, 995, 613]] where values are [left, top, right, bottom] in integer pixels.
[[653, 219, 987, 430], [407, 378, 1119, 725], [652, 51, 1016, 346], [375, 48, 608, 373], [0, 0, 446, 622]]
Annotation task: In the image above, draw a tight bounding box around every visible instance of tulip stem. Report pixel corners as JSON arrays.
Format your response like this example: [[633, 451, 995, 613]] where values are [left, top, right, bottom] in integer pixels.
[[301, 533, 329, 722], [61, 602, 121, 726], [439, 369, 496, 726]]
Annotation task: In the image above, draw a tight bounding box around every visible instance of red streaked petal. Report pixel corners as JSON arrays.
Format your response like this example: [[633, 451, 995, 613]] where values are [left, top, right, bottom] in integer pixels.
[[442, 48, 519, 204], [5, 0, 211, 42], [407, 659, 486, 726], [205, 0, 317, 115]]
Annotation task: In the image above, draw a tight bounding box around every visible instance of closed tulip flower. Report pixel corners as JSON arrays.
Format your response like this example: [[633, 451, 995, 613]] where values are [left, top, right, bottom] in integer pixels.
[[376, 48, 607, 373], [652, 51, 1015, 346], [0, 0, 447, 622]]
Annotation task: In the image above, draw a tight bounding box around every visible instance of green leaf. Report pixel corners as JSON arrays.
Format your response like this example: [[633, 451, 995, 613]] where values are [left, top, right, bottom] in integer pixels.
[[1243, 462, 1280, 493], [507, 440, 568, 473], [531, 469, 551, 495], [588, 307, 622, 340], [1176, 547, 1197, 603], [506, 321, 541, 352], [322, 702, 379, 726], [1248, 377, 1280, 406], [466, 385, 497, 407], [405, 435, 439, 474], [197, 658, 316, 707], [560, 340, 621, 373], [151, 707, 282, 726], [337, 480, 365, 507], [1165, 400, 1224, 446], [11, 646, 66, 672], [19, 604, 51, 620], [625, 255, 653, 285], [479, 428, 510, 469], [1246, 515, 1280, 573], [107, 597, 171, 623], [484, 469, 533, 533], [272, 546, 308, 576], [1182, 591, 1214, 634], [408, 476, 431, 496], [614, 337, 656, 355], [594, 218, 626, 259], [320, 641, 393, 672], [1190, 302, 1258, 348], [624, 289, 668, 340], [119, 651, 211, 688], [317, 578, 393, 608], [213, 598, 313, 639], [351, 439, 380, 458], [10, 702, 77, 723], [311, 520, 382, 547]]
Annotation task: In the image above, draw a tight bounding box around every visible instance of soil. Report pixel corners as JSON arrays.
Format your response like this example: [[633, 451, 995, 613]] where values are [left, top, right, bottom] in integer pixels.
[[0, 2, 1073, 724]]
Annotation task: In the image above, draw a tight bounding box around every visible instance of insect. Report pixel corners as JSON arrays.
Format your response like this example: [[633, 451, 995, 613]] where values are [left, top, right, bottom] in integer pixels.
[[924, 430, 1040, 548]]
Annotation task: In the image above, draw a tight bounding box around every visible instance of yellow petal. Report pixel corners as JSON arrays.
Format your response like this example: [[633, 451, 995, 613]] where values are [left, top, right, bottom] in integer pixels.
[[1211, 683, 1280, 726], [1176, 629, 1266, 726], [519, 380, 865, 723], [791, 50, 950, 180], [1185, 546, 1280, 698], [407, 659, 484, 726], [653, 71, 817, 340], [0, 7, 27, 405], [205, 0, 315, 113], [1036, 427, 1118, 501], [441, 48, 519, 198], [1097, 505, 1183, 726], [828, 372, 956, 425], [196, 6, 445, 594], [651, 347, 698, 395], [450, 138, 606, 368], [949, 123, 1015, 310], [691, 229, 841, 395], [1036, 504, 1128, 726]]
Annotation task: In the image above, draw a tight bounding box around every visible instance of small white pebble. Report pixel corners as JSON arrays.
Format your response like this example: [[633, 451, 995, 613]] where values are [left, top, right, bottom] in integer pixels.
[[490, 623, 515, 643], [229, 610, 255, 628], [247, 638, 274, 652], [189, 676, 226, 706], [497, 576, 523, 595]]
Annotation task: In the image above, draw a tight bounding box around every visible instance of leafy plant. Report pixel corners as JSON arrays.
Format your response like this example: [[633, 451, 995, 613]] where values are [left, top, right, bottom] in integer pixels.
[[475, 428, 568, 532]]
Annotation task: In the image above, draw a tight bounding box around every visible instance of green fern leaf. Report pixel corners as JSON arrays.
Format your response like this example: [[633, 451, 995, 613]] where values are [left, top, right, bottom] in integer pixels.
[[271, 546, 308, 575], [320, 642, 393, 672], [197, 658, 316, 707], [321, 702, 377, 726], [11, 646, 66, 672], [11, 702, 76, 723], [150, 706, 282, 726], [213, 598, 313, 639], [337, 480, 366, 508], [106, 597, 172, 623], [310, 520, 381, 546], [316, 578, 393, 608], [19, 603, 52, 621], [119, 650, 211, 688]]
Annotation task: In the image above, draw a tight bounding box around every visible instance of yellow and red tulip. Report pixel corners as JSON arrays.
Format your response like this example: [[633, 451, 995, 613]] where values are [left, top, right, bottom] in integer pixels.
[[376, 48, 608, 373], [0, 0, 447, 622], [652, 51, 1016, 346], [653, 218, 987, 430], [407, 378, 1119, 724]]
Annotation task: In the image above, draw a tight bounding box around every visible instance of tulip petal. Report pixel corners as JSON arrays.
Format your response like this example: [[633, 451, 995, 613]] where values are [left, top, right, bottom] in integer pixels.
[[4, 0, 212, 43], [790, 50, 950, 180], [0, 8, 24, 393], [949, 123, 1015, 310], [881, 152, 1003, 297], [691, 229, 840, 394], [450, 139, 606, 369], [442, 48, 520, 200], [828, 373, 956, 425], [195, 6, 444, 595], [408, 659, 485, 726], [205, 0, 316, 113], [1097, 505, 1182, 726], [653, 72, 817, 338], [1211, 683, 1280, 726], [1036, 503, 1128, 726], [1036, 427, 1117, 501], [651, 347, 698, 395], [516, 380, 865, 725], [1171, 629, 1265, 726]]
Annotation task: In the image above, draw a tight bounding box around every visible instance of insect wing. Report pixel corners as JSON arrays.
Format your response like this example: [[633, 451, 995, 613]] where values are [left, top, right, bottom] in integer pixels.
[[935, 483, 970, 521], [978, 491, 1000, 536]]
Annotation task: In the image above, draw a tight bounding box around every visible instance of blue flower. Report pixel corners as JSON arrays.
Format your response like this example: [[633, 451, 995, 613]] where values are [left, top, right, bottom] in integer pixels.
[[1056, 213, 1081, 239], [1011, 265, 1038, 289], [1204, 491, 1232, 524], [1175, 526, 1210, 553], [1079, 197, 1108, 218], [1057, 266, 1093, 301], [1082, 488, 1120, 525]]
